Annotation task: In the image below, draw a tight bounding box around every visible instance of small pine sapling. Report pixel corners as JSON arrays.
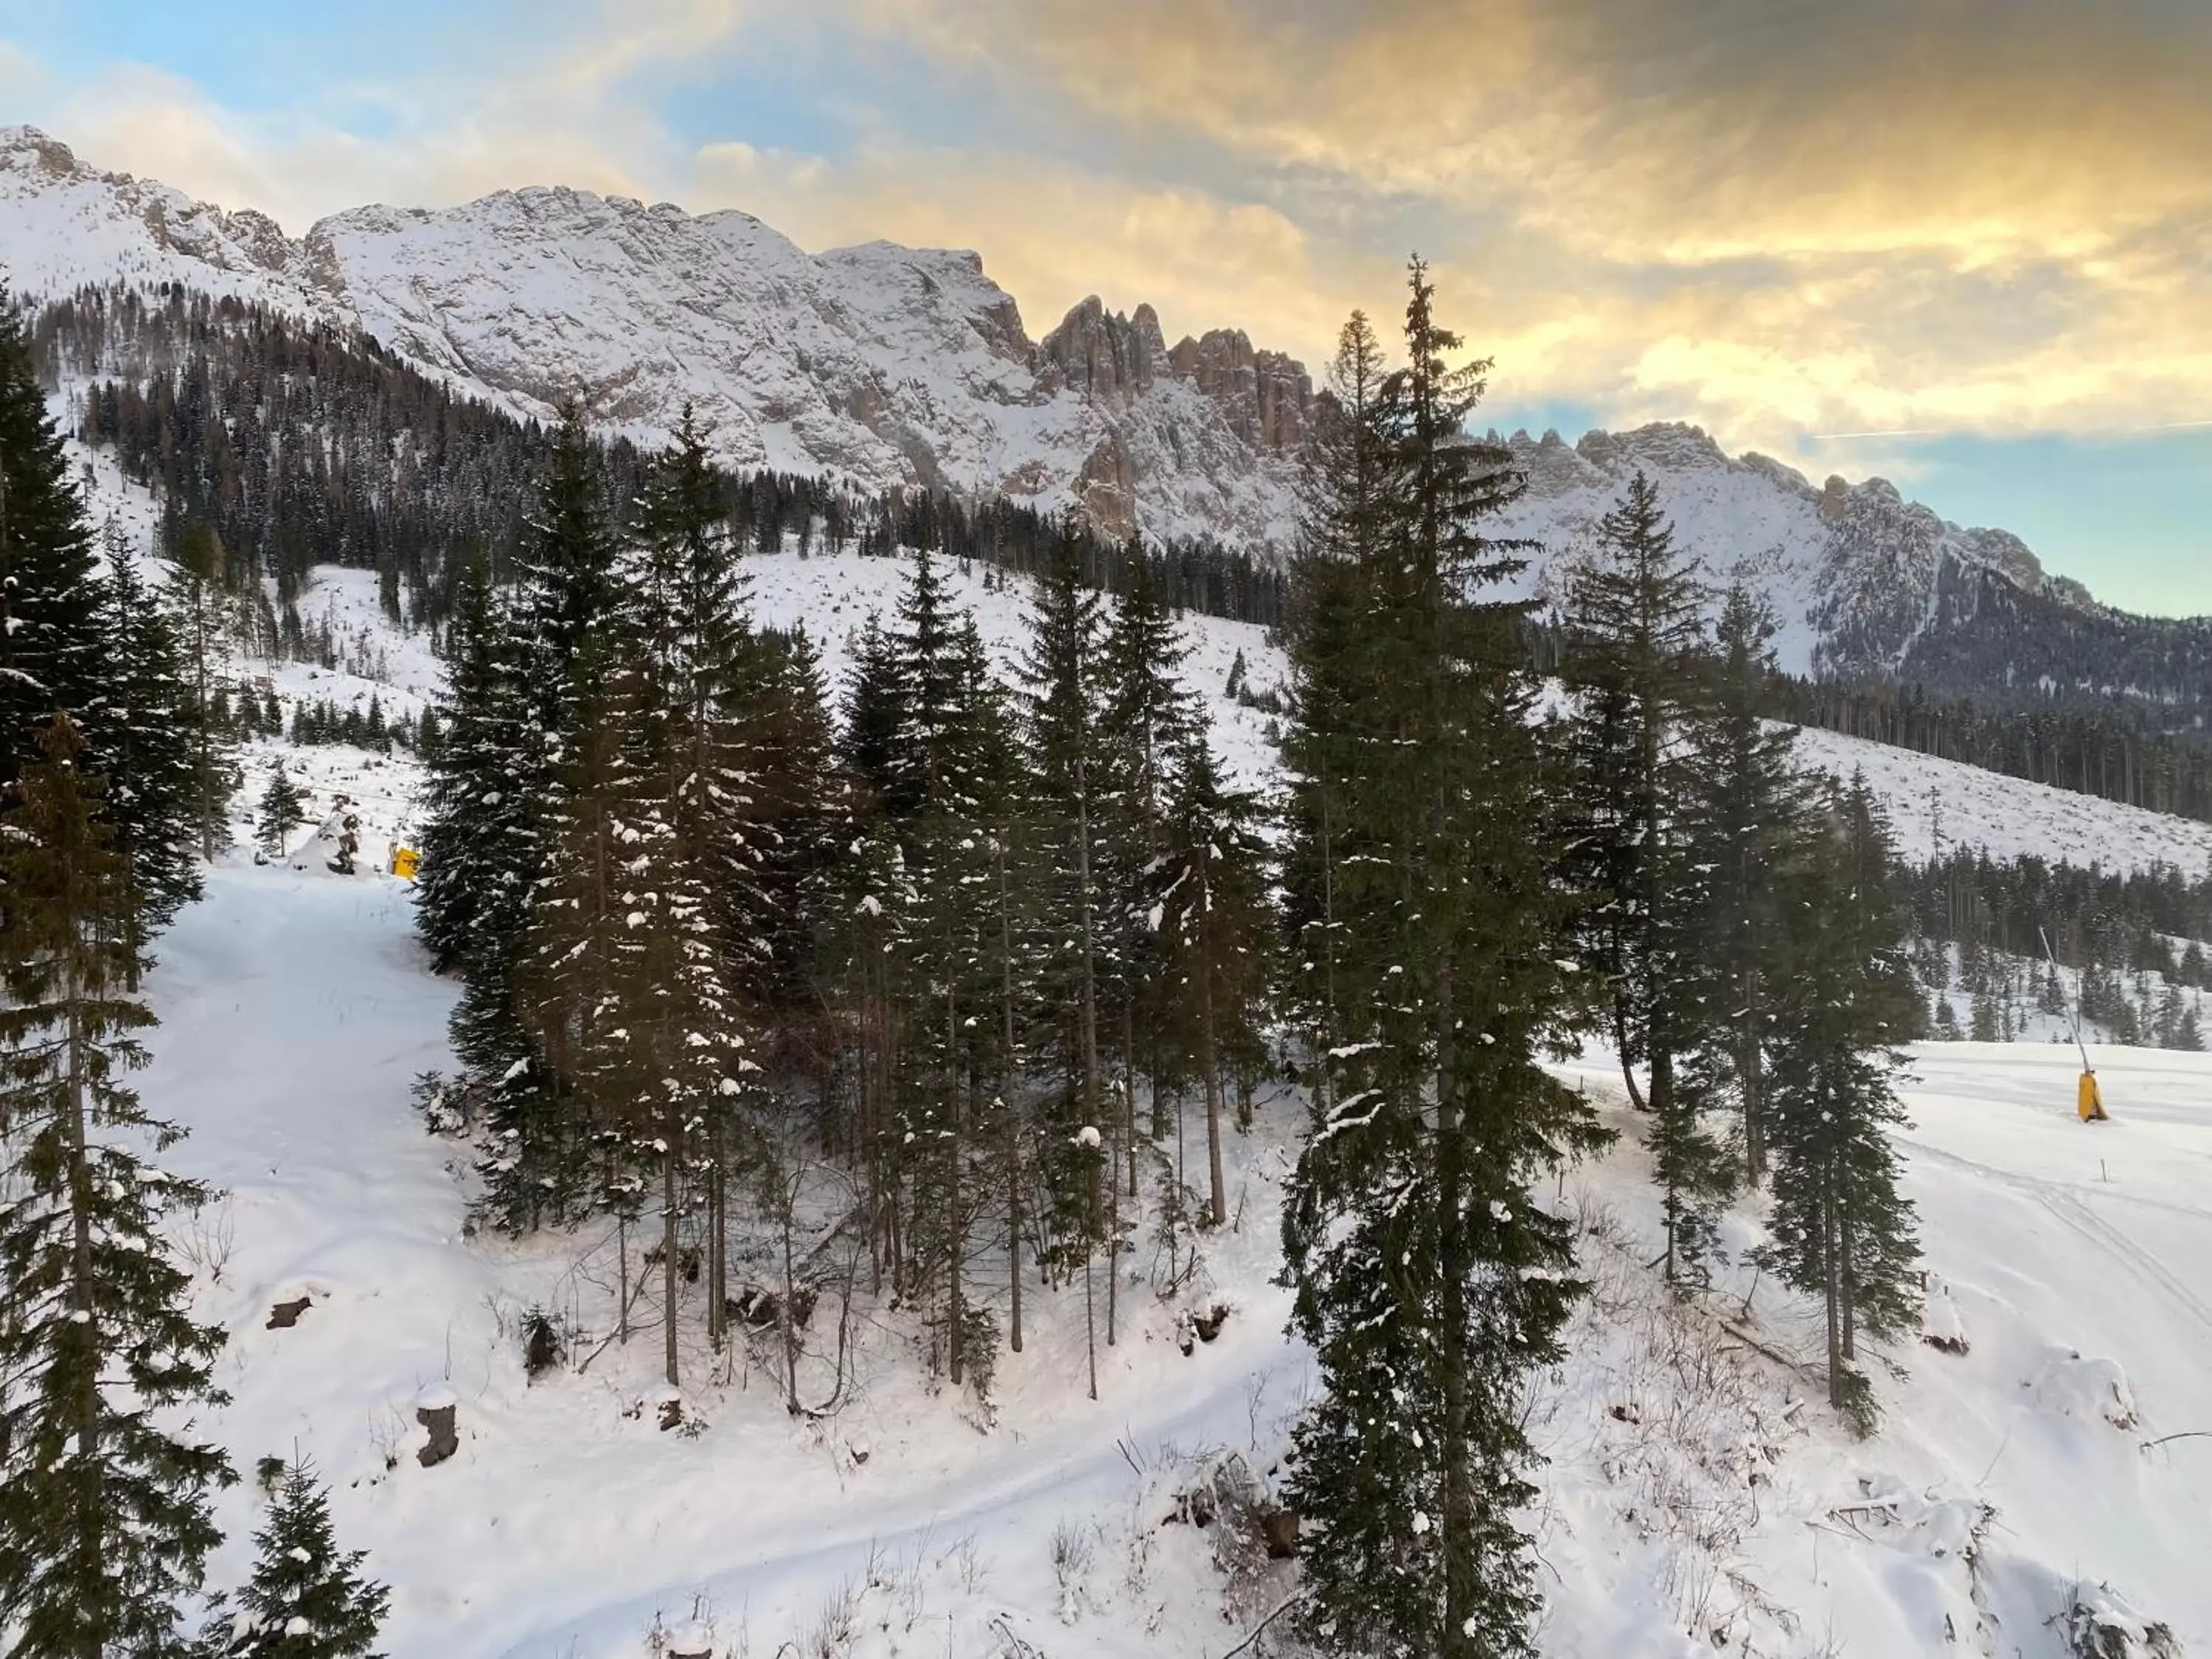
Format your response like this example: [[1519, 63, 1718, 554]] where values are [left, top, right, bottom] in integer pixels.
[[200, 1461, 389, 1658]]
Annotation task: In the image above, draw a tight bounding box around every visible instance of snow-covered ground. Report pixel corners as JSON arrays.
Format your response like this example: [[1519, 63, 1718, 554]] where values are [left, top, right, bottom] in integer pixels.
[[84, 546, 2207, 1657], [144, 829, 2212, 1657]]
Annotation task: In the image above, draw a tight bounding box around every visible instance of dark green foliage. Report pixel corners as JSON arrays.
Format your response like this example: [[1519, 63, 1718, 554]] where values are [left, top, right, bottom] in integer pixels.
[[0, 715, 235, 1656], [167, 524, 244, 863], [88, 523, 207, 952], [1759, 774, 1924, 1431], [1680, 588, 1813, 1186], [0, 291, 105, 792], [1152, 729, 1272, 1227], [200, 1462, 387, 1658], [257, 760, 311, 860], [1281, 272, 1606, 1659], [1557, 470, 1734, 1283]]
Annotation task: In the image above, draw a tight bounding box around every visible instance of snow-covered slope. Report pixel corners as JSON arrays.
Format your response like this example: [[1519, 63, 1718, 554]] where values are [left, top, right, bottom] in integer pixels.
[[3, 122, 2160, 688], [143, 848, 2212, 1657], [77, 545, 2204, 1657]]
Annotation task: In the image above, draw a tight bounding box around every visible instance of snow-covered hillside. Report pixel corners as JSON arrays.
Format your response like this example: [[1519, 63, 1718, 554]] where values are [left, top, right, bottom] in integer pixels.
[[90, 549, 2205, 1658], [1494, 423, 2092, 677], [2, 122, 2149, 686]]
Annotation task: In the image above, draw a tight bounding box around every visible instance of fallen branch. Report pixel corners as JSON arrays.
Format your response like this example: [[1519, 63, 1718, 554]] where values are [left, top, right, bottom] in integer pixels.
[[1721, 1321, 1815, 1378], [2140, 1430, 2212, 1453], [1220, 1595, 1299, 1659]]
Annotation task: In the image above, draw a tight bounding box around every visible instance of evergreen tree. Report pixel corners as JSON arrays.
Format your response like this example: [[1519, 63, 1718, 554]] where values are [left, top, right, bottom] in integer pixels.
[[89, 524, 206, 971], [425, 407, 621, 1233], [1281, 267, 1605, 1659], [1152, 729, 1271, 1225], [198, 1462, 387, 1658], [1018, 527, 1113, 1294], [0, 291, 104, 790], [1279, 310, 1391, 1122], [255, 761, 311, 861], [1681, 586, 1811, 1186], [0, 714, 235, 1655], [1558, 470, 1732, 1282], [168, 525, 242, 862], [1760, 775, 1923, 1432], [616, 410, 775, 1360], [1096, 546, 1202, 1172]]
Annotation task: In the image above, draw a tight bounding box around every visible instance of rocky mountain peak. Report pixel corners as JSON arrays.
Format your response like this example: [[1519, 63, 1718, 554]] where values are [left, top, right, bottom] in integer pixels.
[[2, 123, 2143, 678]]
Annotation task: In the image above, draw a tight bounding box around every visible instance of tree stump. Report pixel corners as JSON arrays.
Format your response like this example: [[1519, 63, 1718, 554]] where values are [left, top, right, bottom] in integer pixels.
[[416, 1387, 459, 1467]]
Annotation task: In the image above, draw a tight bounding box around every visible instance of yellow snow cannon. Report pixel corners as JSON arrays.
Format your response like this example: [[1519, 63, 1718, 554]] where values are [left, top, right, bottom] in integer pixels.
[[389, 845, 420, 881], [2077, 1068, 2108, 1123]]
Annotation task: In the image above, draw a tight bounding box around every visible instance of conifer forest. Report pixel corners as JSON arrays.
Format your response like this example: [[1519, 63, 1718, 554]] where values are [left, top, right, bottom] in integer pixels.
[[1, 218, 2208, 1655]]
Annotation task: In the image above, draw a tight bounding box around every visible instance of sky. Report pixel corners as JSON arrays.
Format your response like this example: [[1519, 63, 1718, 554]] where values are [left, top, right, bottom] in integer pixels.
[[3, 0, 2208, 616]]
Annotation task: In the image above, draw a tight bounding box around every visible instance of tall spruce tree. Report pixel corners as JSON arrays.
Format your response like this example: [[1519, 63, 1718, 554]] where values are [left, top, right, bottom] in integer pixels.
[[0, 291, 104, 792], [198, 1462, 387, 1658], [0, 714, 235, 1656], [1682, 585, 1812, 1186], [90, 526, 206, 972], [1558, 470, 1733, 1282], [1018, 527, 1113, 1304], [1096, 546, 1202, 1181], [1152, 729, 1271, 1226], [1760, 774, 1924, 1432], [167, 526, 241, 863], [1281, 266, 1606, 1659], [435, 406, 622, 1233], [1279, 311, 1391, 1123]]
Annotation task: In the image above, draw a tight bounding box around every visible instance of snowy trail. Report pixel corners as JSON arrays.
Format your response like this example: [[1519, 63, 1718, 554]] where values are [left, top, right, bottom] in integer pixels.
[[494, 1346, 1312, 1659], [141, 860, 1310, 1658]]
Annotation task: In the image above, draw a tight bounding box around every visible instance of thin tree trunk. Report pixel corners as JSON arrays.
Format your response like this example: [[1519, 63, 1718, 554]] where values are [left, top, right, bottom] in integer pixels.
[[662, 1099, 681, 1389], [947, 981, 965, 1388], [780, 1168, 801, 1413], [1615, 997, 1647, 1113], [1824, 1168, 1845, 1409], [1075, 790, 1102, 1137], [1123, 1003, 1139, 1200], [66, 1004, 98, 1460], [1742, 961, 1766, 1186], [708, 1148, 727, 1354], [1001, 840, 1025, 1354], [1199, 857, 1227, 1227]]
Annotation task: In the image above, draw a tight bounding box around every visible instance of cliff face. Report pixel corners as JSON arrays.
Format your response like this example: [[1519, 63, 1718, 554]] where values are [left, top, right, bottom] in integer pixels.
[[0, 127, 1313, 552]]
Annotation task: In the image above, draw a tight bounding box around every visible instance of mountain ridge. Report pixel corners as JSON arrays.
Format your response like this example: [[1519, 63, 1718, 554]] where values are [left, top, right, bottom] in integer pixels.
[[9, 122, 2208, 701]]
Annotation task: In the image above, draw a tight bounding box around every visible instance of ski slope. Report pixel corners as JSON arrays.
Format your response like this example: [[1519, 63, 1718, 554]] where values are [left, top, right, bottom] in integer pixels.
[[142, 827, 2212, 1657], [94, 552, 2211, 1657]]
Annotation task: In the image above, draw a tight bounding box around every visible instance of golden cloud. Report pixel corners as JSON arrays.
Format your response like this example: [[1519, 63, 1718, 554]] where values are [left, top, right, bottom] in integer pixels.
[[12, 0, 2208, 459]]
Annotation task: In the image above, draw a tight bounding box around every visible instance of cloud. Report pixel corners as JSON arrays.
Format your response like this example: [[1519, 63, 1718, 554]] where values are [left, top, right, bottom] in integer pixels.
[[821, 0, 2212, 449], [690, 138, 1374, 352], [7, 0, 2209, 469]]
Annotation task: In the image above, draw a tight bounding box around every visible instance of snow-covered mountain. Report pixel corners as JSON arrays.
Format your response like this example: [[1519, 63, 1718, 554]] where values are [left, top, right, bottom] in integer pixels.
[[1495, 422, 2104, 678], [0, 125, 1309, 554], [7, 123, 2202, 694]]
